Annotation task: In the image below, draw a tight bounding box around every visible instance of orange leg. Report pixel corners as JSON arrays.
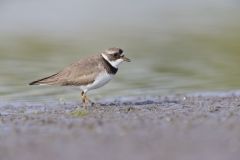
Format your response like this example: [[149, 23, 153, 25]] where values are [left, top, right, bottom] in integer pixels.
[[81, 91, 94, 109], [81, 91, 87, 109]]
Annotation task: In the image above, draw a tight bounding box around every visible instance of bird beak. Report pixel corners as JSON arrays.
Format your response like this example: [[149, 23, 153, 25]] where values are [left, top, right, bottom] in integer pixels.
[[122, 55, 131, 62]]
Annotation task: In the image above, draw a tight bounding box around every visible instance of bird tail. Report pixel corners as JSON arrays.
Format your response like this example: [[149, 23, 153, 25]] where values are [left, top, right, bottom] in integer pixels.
[[29, 73, 59, 85]]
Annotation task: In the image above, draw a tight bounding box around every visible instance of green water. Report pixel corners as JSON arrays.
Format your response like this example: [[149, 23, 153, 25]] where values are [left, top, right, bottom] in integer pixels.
[[0, 1, 240, 102]]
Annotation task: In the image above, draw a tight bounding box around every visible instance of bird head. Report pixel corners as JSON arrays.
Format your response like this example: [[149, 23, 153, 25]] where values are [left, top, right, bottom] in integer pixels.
[[101, 48, 131, 68]]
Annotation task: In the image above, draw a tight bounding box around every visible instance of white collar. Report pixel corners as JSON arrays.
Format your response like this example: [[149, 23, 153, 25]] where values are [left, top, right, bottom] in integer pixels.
[[101, 53, 124, 68]]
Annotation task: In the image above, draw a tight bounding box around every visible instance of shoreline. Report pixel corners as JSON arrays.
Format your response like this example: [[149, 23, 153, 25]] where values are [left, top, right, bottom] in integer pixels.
[[1, 94, 240, 160]]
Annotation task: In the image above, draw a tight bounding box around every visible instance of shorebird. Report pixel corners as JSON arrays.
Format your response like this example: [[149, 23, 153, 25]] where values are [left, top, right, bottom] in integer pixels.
[[29, 48, 130, 109]]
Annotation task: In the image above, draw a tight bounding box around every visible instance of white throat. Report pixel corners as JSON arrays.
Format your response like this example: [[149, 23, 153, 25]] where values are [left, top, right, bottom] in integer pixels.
[[101, 53, 124, 68]]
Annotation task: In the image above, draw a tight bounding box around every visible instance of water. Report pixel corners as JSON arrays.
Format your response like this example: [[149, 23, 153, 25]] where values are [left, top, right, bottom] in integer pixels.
[[0, 0, 240, 102]]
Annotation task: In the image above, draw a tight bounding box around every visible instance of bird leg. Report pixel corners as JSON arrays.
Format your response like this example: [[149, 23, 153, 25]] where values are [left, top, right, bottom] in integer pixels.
[[81, 91, 95, 109], [81, 91, 87, 109], [85, 95, 95, 106]]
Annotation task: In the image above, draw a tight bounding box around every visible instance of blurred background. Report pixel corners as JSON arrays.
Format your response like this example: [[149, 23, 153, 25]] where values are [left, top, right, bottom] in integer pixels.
[[0, 0, 239, 102]]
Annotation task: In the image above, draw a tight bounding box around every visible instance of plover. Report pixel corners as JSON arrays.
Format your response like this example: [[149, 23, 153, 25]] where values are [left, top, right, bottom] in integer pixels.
[[29, 48, 130, 108]]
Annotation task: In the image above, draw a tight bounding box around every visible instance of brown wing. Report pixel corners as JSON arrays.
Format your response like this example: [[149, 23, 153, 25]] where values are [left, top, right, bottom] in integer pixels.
[[29, 54, 103, 86]]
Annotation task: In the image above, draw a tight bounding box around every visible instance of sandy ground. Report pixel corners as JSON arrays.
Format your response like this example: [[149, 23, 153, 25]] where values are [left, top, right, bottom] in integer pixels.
[[1, 95, 240, 160]]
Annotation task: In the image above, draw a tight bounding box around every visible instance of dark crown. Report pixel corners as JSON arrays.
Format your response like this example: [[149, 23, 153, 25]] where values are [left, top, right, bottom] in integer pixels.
[[105, 48, 123, 55]]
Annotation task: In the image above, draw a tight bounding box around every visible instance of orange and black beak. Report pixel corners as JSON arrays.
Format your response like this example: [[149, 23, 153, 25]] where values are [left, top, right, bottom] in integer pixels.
[[121, 55, 131, 62]]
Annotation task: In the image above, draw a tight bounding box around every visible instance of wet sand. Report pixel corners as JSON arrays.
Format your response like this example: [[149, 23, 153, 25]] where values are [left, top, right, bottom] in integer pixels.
[[1, 95, 240, 160]]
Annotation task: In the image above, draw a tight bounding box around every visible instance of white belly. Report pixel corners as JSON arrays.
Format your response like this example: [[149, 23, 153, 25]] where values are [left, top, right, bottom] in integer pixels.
[[80, 71, 113, 93]]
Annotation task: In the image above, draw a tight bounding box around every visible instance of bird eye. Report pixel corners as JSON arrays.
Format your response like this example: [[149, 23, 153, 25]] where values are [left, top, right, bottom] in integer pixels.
[[113, 53, 118, 58]]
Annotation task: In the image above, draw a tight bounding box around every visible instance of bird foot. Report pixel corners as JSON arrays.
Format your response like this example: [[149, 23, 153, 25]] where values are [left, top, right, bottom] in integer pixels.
[[81, 91, 96, 109]]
